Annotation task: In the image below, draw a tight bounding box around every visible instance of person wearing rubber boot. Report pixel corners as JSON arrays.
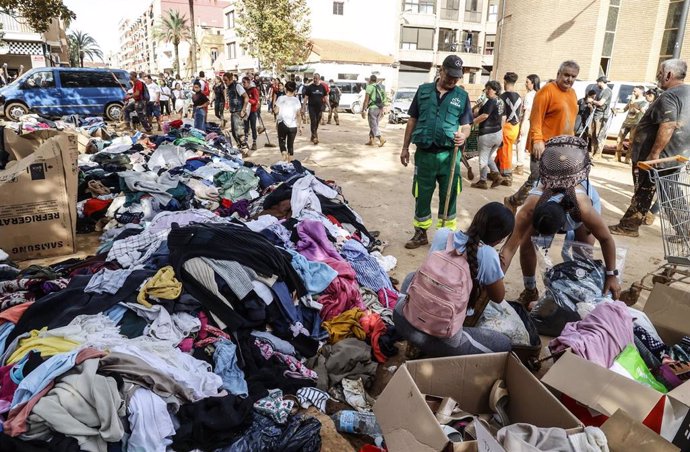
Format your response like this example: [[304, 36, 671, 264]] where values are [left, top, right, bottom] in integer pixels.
[[500, 136, 621, 306], [400, 55, 473, 249], [609, 59, 690, 238], [504, 61, 579, 215]]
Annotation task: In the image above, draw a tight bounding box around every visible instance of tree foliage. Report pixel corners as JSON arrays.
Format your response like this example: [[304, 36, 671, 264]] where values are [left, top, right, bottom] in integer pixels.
[[235, 0, 311, 70], [0, 0, 75, 32], [68, 30, 103, 67], [153, 10, 191, 75]]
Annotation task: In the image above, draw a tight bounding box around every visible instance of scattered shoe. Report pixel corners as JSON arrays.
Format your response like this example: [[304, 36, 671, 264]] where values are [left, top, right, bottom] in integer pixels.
[[405, 228, 428, 249], [378, 137, 386, 147], [504, 196, 517, 216], [471, 180, 489, 189], [609, 224, 640, 237], [489, 380, 510, 427], [517, 287, 539, 307], [644, 212, 655, 225]]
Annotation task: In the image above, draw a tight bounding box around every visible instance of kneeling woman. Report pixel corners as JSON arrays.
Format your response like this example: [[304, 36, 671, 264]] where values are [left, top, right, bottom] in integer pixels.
[[393, 202, 515, 357], [500, 135, 621, 304]]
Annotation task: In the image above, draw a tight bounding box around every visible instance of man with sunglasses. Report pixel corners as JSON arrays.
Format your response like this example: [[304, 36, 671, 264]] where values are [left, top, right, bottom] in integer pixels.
[[400, 55, 473, 249]]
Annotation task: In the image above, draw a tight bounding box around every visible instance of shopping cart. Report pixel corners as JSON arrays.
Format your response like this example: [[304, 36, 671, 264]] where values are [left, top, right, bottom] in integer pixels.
[[621, 155, 690, 304]]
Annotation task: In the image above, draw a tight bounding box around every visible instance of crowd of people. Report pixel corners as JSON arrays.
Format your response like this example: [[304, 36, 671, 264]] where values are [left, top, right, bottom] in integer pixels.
[[121, 70, 388, 160]]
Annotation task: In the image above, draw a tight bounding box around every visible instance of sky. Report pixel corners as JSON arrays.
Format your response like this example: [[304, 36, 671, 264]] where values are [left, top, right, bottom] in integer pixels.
[[62, 0, 147, 57]]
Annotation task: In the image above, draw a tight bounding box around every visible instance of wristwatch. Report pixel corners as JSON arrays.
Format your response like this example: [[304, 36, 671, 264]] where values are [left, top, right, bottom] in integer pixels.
[[605, 269, 619, 277]]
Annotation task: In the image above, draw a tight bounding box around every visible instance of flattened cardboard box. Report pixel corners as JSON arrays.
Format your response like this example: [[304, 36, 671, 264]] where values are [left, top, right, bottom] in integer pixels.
[[542, 284, 690, 450], [373, 352, 581, 452], [0, 130, 78, 260]]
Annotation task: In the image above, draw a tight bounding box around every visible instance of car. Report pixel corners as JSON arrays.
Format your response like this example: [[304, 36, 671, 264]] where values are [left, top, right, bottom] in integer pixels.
[[0, 67, 131, 121], [572, 80, 656, 139], [389, 87, 416, 124], [333, 81, 366, 114]]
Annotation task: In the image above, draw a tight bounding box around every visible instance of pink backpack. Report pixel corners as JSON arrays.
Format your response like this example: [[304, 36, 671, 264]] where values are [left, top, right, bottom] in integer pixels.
[[403, 233, 472, 338]]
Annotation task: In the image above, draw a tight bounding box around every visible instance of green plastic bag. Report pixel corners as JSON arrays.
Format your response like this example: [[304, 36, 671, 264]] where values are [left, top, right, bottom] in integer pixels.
[[610, 344, 668, 393]]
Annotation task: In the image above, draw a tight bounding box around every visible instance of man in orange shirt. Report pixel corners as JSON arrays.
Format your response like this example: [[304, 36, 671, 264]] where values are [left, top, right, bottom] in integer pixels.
[[504, 61, 580, 213]]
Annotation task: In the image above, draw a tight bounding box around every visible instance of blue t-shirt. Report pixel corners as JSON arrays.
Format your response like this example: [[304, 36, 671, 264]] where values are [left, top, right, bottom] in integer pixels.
[[430, 229, 504, 286]]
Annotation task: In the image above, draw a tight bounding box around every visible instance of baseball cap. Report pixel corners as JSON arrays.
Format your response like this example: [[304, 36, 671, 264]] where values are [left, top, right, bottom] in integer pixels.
[[596, 76, 608, 83], [442, 55, 464, 78]]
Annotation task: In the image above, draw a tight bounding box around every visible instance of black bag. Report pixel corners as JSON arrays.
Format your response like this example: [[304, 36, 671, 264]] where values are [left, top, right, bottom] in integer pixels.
[[374, 85, 385, 109]]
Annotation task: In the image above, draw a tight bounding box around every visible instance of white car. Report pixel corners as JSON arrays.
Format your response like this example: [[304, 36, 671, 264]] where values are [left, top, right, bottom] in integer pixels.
[[333, 81, 366, 114], [389, 87, 416, 124]]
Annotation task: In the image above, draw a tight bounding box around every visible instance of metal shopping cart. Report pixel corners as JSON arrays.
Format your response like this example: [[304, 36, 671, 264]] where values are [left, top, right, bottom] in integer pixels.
[[621, 155, 690, 304]]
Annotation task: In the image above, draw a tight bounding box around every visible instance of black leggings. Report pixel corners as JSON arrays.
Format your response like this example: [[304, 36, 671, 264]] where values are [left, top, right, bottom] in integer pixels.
[[308, 105, 321, 138], [277, 121, 297, 155], [214, 100, 224, 121], [160, 100, 170, 116]]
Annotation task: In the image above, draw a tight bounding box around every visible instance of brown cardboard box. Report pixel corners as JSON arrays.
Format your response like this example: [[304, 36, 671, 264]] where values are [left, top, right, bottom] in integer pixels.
[[601, 410, 679, 452], [0, 130, 78, 260], [373, 352, 581, 452], [542, 284, 690, 450]]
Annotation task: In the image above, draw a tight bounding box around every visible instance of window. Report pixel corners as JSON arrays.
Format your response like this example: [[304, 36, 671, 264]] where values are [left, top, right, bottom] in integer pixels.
[[660, 0, 683, 62], [617, 84, 634, 104], [337, 82, 352, 94], [58, 71, 121, 88], [24, 70, 55, 89], [464, 0, 483, 22], [600, 1, 619, 76], [461, 31, 480, 53], [484, 34, 495, 55], [225, 11, 234, 29], [439, 29, 458, 52], [333, 1, 344, 15], [468, 71, 476, 84], [337, 73, 358, 80], [210, 47, 218, 64], [403, 0, 435, 14], [226, 42, 236, 59], [488, 0, 499, 22], [400, 27, 434, 50], [441, 0, 460, 21]]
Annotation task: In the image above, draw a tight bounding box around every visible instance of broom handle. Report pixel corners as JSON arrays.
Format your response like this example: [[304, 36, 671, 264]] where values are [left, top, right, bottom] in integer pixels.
[[441, 144, 460, 228]]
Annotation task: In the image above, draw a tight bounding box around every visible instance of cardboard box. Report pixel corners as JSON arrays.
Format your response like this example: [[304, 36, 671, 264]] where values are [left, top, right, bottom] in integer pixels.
[[373, 352, 581, 452], [601, 410, 679, 452], [0, 129, 78, 260], [542, 284, 690, 450]]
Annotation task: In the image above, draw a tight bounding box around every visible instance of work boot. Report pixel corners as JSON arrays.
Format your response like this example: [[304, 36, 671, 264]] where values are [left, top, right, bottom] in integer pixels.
[[518, 287, 540, 307], [644, 212, 655, 225], [378, 136, 386, 147], [251, 142, 257, 151], [365, 137, 374, 146], [504, 196, 518, 216], [405, 228, 429, 249], [514, 165, 524, 176], [609, 224, 640, 237], [471, 180, 489, 189], [488, 172, 504, 188], [500, 175, 513, 187]]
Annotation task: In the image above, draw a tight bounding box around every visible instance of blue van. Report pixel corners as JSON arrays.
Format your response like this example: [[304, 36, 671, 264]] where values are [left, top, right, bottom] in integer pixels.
[[0, 67, 131, 121]]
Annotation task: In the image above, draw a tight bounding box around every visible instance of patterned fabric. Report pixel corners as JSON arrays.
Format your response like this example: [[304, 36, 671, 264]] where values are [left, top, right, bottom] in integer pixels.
[[255, 339, 317, 381], [253, 389, 294, 424], [341, 239, 393, 292], [633, 325, 668, 359]]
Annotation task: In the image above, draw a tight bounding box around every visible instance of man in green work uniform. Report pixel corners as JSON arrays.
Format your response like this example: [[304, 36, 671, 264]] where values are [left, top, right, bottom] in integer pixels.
[[400, 55, 473, 249]]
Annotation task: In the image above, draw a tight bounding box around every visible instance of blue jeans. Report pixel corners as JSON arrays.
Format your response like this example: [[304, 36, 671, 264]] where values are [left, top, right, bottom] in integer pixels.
[[194, 107, 207, 131]]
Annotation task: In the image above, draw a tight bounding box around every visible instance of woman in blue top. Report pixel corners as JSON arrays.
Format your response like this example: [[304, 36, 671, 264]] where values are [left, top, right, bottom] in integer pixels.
[[394, 202, 515, 356], [500, 135, 621, 306]]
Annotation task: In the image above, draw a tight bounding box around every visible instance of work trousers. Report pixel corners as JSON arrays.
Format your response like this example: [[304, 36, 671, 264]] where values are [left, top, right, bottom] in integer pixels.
[[589, 116, 608, 156], [368, 106, 382, 138], [328, 102, 339, 124], [228, 111, 245, 147], [617, 125, 636, 159], [124, 100, 151, 131], [277, 121, 297, 156], [412, 149, 461, 230], [499, 122, 520, 174], [244, 111, 258, 143]]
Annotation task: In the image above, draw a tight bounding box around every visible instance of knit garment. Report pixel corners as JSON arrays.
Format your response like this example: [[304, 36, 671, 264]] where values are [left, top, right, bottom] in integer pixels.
[[322, 308, 366, 344], [137, 266, 182, 308]]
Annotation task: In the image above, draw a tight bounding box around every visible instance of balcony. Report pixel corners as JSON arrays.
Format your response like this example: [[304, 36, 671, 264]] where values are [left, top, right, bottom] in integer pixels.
[[440, 8, 459, 21], [464, 11, 482, 23], [0, 13, 42, 41]]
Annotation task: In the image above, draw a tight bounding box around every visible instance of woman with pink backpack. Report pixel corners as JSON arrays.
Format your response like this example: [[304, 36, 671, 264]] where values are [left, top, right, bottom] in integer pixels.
[[393, 202, 515, 356]]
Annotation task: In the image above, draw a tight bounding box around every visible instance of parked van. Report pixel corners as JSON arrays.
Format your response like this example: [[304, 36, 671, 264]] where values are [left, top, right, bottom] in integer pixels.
[[0, 67, 131, 121], [334, 81, 366, 113], [572, 80, 656, 138]]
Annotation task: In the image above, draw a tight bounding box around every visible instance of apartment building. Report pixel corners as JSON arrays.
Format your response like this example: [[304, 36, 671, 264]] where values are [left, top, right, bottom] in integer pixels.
[[118, 0, 229, 76], [0, 14, 69, 76], [396, 0, 499, 87], [494, 0, 690, 85]]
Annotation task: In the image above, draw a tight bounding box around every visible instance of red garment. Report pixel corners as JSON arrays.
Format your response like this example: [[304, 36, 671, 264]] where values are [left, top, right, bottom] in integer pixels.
[[0, 364, 19, 408], [318, 258, 365, 321], [377, 288, 399, 310], [169, 119, 183, 129], [132, 79, 145, 101], [325, 215, 343, 228], [247, 86, 260, 113], [83, 198, 113, 217], [0, 302, 33, 325], [360, 312, 387, 363]]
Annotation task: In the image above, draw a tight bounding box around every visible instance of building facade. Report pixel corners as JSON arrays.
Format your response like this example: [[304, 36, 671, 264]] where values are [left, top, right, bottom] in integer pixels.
[[396, 0, 498, 87], [117, 0, 229, 77], [0, 14, 69, 78], [494, 0, 690, 85]]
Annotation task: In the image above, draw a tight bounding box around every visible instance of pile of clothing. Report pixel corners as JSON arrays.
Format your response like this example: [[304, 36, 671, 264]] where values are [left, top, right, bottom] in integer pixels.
[[0, 117, 401, 451]]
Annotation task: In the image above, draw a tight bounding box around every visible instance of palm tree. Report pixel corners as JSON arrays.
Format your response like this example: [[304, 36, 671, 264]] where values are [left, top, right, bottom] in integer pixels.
[[153, 10, 191, 76], [68, 31, 104, 68], [188, 0, 198, 75]]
